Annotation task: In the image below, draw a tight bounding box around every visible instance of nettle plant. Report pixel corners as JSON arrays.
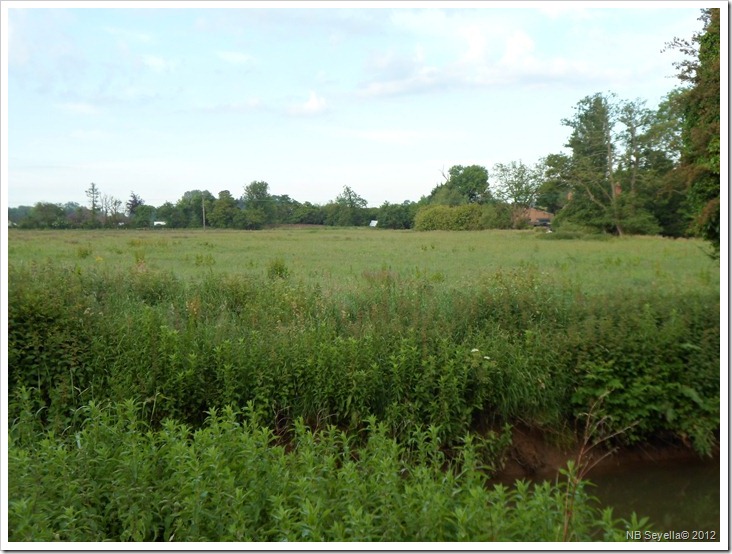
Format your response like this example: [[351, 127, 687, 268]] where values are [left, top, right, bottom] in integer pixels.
[[9, 397, 649, 542]]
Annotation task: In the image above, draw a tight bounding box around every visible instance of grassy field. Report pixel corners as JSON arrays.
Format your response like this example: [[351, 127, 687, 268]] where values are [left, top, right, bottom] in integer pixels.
[[7, 227, 721, 541], [7, 227, 719, 294]]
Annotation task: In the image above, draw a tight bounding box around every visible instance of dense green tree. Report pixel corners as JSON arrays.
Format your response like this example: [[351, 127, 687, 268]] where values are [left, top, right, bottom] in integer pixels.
[[428, 165, 492, 206], [242, 181, 274, 225], [377, 201, 417, 229], [666, 8, 720, 252], [557, 92, 663, 235], [8, 206, 32, 225], [155, 202, 183, 228], [271, 194, 300, 225], [175, 190, 215, 228], [291, 202, 326, 225], [429, 184, 466, 206], [132, 204, 155, 228], [209, 190, 240, 229], [445, 165, 491, 204], [326, 186, 369, 226], [21, 202, 68, 229], [616, 99, 655, 195], [536, 154, 572, 214], [126, 192, 144, 218]]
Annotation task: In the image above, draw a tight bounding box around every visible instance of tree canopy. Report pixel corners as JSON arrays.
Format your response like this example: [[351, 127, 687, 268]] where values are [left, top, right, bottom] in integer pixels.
[[666, 8, 720, 252]]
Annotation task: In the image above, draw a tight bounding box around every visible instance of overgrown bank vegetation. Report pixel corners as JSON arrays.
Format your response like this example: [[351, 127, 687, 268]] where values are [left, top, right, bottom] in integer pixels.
[[8, 229, 719, 541]]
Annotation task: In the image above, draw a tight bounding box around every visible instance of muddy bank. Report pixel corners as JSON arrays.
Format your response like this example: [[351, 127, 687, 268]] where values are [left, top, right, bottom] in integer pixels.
[[491, 424, 718, 484]]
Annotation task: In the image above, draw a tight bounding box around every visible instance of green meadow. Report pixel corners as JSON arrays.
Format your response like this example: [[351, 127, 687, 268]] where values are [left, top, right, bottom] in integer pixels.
[[7, 228, 720, 541], [7, 227, 718, 292]]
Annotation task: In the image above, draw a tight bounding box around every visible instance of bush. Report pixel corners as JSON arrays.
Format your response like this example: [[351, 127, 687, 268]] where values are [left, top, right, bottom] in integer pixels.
[[414, 204, 483, 231]]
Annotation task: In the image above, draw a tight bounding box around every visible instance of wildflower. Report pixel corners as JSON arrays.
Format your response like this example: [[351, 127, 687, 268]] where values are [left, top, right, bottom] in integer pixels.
[[484, 356, 491, 360], [471, 348, 480, 353]]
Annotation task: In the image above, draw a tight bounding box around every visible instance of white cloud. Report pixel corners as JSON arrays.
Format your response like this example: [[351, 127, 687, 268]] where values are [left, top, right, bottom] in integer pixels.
[[216, 51, 254, 65], [192, 98, 264, 114], [103, 27, 153, 44], [500, 30, 535, 66], [355, 129, 424, 146], [142, 55, 178, 73], [288, 91, 327, 116], [362, 67, 446, 96], [459, 24, 489, 65], [69, 129, 111, 141], [56, 102, 101, 115]]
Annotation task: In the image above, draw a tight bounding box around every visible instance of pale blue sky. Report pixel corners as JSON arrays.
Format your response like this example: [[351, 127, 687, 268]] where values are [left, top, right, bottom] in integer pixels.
[[5, 2, 708, 208]]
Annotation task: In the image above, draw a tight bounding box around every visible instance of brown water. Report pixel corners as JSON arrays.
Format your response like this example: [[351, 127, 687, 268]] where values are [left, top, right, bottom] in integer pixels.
[[588, 457, 721, 539]]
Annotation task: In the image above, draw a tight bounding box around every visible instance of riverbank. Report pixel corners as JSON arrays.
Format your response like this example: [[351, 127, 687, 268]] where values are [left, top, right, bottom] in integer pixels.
[[491, 424, 721, 537], [494, 422, 719, 482]]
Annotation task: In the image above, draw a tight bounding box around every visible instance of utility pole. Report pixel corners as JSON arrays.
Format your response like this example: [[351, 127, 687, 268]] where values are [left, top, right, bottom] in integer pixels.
[[202, 195, 206, 231]]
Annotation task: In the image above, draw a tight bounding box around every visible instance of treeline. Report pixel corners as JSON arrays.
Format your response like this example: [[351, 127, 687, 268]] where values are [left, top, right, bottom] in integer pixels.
[[7, 184, 381, 231], [9, 10, 719, 248]]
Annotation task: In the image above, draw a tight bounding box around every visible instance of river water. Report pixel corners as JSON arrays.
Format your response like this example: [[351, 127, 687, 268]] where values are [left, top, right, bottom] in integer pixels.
[[588, 457, 721, 539]]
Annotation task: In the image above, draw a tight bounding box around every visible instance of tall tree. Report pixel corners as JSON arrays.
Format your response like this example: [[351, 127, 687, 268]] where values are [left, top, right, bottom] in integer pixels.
[[209, 190, 240, 229], [558, 92, 661, 235], [176, 190, 214, 228], [559, 93, 622, 233], [271, 194, 299, 225], [491, 160, 543, 209], [377, 200, 417, 229], [132, 204, 155, 228], [100, 194, 123, 227], [617, 99, 654, 195], [536, 153, 573, 214], [126, 192, 145, 218], [85, 182, 101, 227], [24, 202, 68, 229], [338, 185, 369, 226], [665, 8, 720, 252], [243, 181, 274, 225]]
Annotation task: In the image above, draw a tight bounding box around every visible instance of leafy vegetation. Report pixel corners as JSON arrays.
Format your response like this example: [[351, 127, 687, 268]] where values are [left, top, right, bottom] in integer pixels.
[[9, 397, 653, 542], [665, 8, 721, 253], [7, 227, 719, 541], [6, 10, 720, 539]]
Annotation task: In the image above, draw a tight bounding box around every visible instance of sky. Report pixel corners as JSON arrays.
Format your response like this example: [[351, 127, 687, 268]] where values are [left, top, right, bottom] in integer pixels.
[[3, 1, 713, 209]]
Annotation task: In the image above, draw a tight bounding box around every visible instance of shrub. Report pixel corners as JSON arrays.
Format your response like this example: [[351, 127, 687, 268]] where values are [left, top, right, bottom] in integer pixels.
[[414, 204, 483, 231]]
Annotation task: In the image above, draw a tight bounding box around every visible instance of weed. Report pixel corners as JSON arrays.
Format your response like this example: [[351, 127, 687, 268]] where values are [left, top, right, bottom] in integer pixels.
[[267, 258, 290, 280]]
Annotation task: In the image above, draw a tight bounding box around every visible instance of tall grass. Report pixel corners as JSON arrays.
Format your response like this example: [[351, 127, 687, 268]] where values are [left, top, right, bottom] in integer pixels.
[[8, 257, 719, 453], [7, 228, 719, 293], [7, 229, 719, 541]]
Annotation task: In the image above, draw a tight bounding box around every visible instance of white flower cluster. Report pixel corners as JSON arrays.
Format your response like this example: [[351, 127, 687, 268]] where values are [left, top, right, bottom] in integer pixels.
[[470, 348, 491, 360]]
